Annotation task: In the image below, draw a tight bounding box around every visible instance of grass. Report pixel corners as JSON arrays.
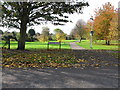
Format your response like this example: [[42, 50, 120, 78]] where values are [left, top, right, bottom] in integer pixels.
[[0, 41, 71, 50], [62, 40, 78, 42], [76, 40, 118, 50], [0, 40, 119, 50]]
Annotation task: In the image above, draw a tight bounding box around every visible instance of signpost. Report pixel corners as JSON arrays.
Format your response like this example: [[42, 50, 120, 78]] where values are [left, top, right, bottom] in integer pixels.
[[90, 16, 94, 48], [47, 42, 61, 50], [90, 31, 94, 48]]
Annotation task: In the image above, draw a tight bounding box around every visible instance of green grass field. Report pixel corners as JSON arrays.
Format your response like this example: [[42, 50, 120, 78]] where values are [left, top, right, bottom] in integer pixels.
[[62, 40, 78, 43], [0, 40, 119, 50], [0, 41, 71, 50], [76, 40, 118, 50]]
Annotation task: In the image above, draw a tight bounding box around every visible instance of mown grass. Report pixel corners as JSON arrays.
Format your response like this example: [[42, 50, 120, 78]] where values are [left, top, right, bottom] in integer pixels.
[[62, 40, 78, 42], [0, 40, 119, 50], [0, 41, 71, 50], [76, 40, 119, 50]]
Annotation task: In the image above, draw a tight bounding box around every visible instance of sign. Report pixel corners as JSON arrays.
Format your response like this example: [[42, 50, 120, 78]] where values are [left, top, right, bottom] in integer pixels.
[[90, 31, 94, 36], [47, 42, 61, 50]]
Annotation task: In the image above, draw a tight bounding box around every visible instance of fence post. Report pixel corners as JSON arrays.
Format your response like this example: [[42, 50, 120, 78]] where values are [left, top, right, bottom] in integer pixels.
[[59, 41, 61, 50], [47, 42, 49, 50]]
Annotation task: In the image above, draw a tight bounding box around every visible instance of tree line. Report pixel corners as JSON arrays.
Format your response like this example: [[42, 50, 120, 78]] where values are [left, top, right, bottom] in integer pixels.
[[0, 27, 71, 46]]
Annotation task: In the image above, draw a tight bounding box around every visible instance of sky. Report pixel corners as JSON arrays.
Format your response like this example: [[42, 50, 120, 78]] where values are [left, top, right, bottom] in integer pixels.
[[0, 0, 119, 35]]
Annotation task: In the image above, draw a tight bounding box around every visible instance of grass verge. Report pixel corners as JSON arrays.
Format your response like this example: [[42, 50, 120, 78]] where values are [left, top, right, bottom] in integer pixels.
[[76, 40, 118, 50], [0, 41, 71, 49]]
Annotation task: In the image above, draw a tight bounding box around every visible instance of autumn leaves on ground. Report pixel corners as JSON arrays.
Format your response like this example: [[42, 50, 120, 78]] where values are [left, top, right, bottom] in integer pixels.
[[2, 48, 119, 69]]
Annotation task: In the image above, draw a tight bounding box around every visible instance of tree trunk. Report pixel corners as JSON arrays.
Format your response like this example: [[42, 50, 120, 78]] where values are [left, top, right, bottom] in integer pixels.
[[106, 40, 108, 45], [18, 25, 27, 50], [107, 40, 110, 45], [105, 40, 110, 45], [17, 3, 28, 50], [8, 39, 10, 49], [79, 37, 82, 43], [17, 27, 27, 50], [17, 18, 27, 50]]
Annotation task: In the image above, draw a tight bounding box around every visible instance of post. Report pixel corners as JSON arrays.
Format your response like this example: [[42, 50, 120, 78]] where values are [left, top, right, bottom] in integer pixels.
[[59, 41, 61, 50], [47, 42, 49, 50], [90, 16, 94, 49], [90, 33, 92, 48], [8, 39, 10, 49]]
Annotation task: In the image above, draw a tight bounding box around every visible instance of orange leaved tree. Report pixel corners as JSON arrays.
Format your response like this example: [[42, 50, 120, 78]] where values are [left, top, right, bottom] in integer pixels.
[[94, 2, 117, 45]]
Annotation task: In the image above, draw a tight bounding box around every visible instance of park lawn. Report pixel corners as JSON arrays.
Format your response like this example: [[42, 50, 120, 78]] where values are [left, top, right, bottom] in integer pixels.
[[76, 40, 118, 50], [62, 40, 78, 42], [0, 41, 71, 49]]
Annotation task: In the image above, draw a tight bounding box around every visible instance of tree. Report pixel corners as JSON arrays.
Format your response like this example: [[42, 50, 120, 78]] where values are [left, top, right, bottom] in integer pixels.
[[42, 27, 49, 36], [38, 34, 49, 42], [56, 32, 66, 42], [28, 29, 36, 41], [0, 29, 3, 34], [69, 30, 76, 40], [2, 31, 17, 49], [85, 20, 97, 43], [28, 29, 35, 37], [54, 28, 64, 34], [70, 19, 86, 42], [37, 27, 50, 42], [1, 2, 89, 50], [85, 20, 92, 39], [107, 11, 118, 41], [11, 31, 18, 41], [54, 28, 66, 42], [49, 33, 54, 40], [93, 2, 115, 45], [0, 2, 2, 17]]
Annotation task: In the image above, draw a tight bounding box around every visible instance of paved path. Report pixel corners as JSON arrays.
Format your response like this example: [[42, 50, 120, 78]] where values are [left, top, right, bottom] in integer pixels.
[[70, 42, 85, 50], [2, 67, 118, 88]]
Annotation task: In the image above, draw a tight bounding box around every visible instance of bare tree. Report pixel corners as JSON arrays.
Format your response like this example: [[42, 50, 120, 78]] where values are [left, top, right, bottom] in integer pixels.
[[71, 19, 86, 42]]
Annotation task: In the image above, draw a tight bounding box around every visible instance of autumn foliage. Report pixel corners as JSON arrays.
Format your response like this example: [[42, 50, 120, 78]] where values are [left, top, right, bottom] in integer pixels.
[[70, 19, 86, 43], [86, 2, 118, 45]]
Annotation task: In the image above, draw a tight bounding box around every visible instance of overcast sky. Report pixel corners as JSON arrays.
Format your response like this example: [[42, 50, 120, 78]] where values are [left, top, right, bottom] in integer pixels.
[[0, 0, 119, 35]]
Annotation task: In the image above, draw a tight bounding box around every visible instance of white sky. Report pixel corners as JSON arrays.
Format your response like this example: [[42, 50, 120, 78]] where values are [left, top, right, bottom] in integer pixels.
[[0, 0, 119, 35]]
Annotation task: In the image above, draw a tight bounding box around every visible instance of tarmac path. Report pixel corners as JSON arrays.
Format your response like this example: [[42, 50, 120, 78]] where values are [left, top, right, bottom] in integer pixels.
[[2, 66, 118, 88]]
